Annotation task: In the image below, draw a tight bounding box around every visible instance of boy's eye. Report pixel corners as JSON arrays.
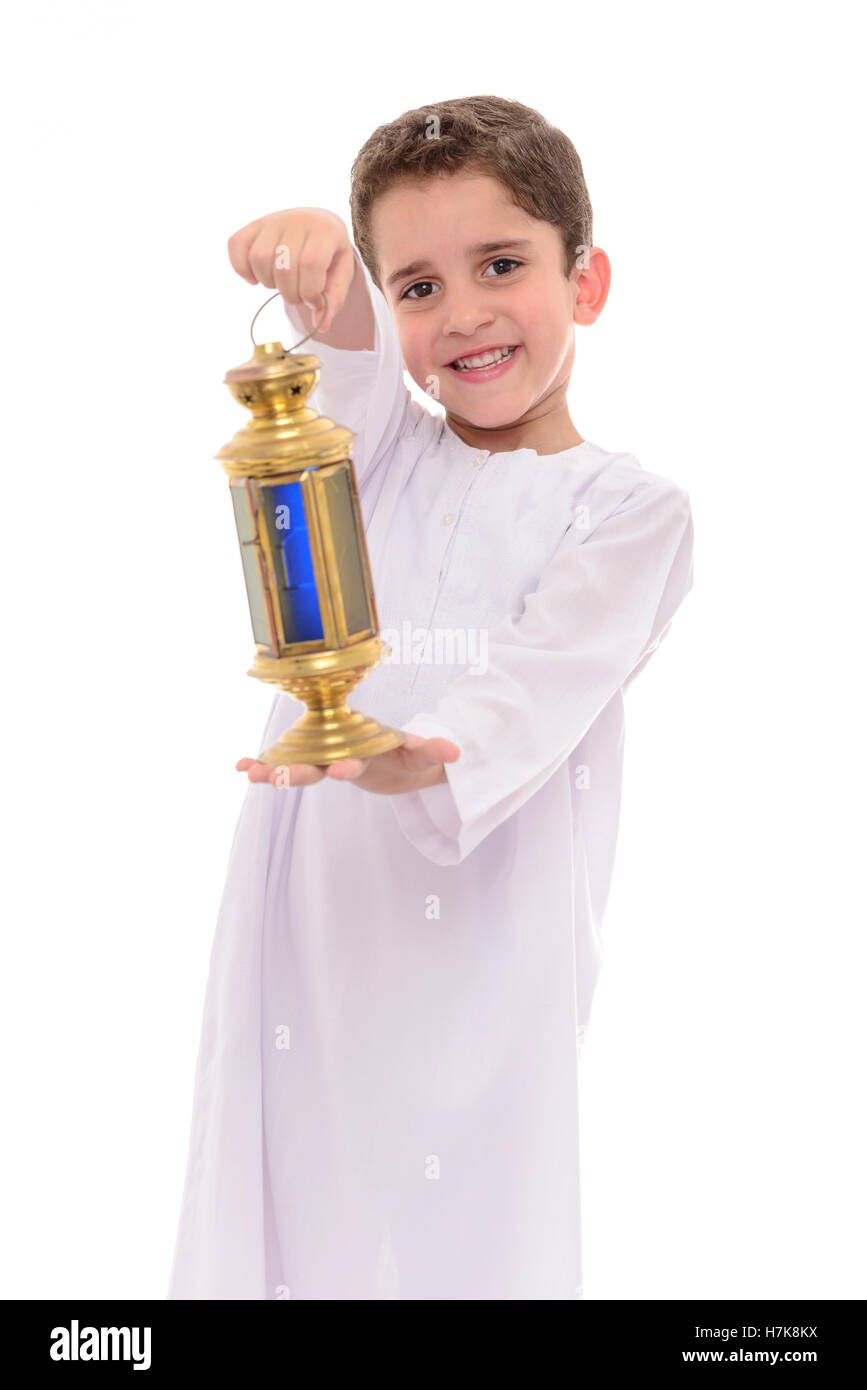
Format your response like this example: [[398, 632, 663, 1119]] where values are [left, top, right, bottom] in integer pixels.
[[401, 279, 437, 302], [399, 257, 522, 301], [483, 257, 522, 279]]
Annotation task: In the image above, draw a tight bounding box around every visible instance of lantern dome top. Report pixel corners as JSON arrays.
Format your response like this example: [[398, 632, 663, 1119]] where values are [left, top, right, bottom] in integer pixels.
[[216, 342, 356, 476]]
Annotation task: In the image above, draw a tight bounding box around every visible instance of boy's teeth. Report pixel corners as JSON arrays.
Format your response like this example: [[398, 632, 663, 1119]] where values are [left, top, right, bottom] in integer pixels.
[[453, 346, 515, 370]]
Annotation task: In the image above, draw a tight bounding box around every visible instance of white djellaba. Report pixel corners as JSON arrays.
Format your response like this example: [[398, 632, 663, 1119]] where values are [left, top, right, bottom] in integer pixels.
[[167, 245, 694, 1301]]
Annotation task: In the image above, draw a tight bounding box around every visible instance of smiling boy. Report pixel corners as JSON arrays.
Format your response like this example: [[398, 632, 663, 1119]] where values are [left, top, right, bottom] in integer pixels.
[[374, 167, 601, 455], [169, 95, 694, 1301]]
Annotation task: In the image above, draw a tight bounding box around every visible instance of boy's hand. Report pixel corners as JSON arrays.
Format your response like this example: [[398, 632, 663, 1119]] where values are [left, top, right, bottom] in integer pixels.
[[228, 206, 356, 335], [236, 733, 461, 796]]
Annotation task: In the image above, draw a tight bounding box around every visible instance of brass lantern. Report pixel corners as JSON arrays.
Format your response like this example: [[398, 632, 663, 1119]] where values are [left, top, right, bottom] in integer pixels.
[[216, 297, 404, 766]]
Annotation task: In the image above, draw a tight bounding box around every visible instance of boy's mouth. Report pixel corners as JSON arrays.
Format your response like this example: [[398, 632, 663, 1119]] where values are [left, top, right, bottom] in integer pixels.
[[446, 344, 520, 380]]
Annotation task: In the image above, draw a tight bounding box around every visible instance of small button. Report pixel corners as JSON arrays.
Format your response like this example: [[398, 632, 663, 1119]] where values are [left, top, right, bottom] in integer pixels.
[[473, 454, 484, 467], [442, 512, 455, 526]]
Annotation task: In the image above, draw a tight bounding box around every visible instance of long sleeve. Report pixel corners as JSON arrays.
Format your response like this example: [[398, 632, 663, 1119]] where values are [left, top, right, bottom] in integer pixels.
[[388, 478, 695, 866], [283, 245, 413, 491]]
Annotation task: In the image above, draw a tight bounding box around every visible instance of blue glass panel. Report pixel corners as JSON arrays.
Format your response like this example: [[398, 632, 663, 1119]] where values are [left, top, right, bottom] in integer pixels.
[[260, 480, 324, 643]]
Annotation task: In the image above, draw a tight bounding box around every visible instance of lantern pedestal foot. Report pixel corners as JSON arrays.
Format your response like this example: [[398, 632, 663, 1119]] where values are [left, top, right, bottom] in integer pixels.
[[258, 703, 405, 766], [248, 637, 404, 765]]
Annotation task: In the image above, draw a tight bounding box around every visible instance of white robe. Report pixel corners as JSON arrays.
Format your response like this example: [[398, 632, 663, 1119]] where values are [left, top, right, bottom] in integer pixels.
[[167, 248, 695, 1300]]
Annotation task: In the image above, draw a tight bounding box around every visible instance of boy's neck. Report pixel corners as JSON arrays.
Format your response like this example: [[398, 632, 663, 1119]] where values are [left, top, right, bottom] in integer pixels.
[[444, 402, 585, 458]]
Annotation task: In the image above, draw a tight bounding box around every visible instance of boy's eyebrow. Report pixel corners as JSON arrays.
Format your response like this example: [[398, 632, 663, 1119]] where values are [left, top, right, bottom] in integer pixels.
[[385, 239, 534, 289]]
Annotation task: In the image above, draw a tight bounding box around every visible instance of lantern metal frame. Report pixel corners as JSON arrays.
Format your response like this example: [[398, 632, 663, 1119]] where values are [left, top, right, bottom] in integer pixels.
[[215, 299, 405, 767]]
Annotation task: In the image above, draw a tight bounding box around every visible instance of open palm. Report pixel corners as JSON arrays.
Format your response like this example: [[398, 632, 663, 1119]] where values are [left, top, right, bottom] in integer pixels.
[[236, 732, 461, 795]]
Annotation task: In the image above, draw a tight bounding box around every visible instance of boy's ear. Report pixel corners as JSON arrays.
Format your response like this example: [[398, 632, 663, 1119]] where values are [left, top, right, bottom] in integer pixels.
[[573, 246, 611, 327]]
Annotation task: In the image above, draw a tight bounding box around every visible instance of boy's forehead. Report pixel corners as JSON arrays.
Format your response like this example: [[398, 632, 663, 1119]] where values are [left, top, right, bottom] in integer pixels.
[[374, 170, 518, 236], [372, 170, 540, 272]]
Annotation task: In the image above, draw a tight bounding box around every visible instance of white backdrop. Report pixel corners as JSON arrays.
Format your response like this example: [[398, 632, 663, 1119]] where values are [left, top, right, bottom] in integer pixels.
[[2, 0, 864, 1300]]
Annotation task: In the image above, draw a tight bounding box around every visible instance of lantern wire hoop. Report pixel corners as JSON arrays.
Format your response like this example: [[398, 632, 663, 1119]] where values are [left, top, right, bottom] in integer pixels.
[[250, 292, 330, 351]]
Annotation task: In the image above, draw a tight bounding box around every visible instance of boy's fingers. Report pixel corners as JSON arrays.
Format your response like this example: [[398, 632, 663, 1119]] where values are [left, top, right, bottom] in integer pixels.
[[227, 220, 265, 285], [291, 236, 332, 322], [239, 760, 275, 783], [398, 733, 426, 754], [271, 764, 327, 786], [401, 735, 461, 763], [300, 243, 355, 331], [235, 757, 328, 787], [433, 738, 461, 763], [326, 759, 366, 779], [247, 227, 293, 292], [321, 245, 357, 330]]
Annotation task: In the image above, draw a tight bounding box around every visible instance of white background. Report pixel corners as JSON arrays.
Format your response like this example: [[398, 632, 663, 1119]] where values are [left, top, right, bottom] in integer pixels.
[[2, 0, 864, 1300]]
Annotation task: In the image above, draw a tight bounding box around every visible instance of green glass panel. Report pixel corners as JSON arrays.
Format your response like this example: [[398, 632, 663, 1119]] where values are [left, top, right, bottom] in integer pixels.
[[230, 483, 271, 647], [319, 469, 373, 636]]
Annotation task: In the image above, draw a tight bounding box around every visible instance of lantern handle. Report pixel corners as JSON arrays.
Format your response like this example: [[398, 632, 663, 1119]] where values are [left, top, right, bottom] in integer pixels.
[[250, 292, 330, 350]]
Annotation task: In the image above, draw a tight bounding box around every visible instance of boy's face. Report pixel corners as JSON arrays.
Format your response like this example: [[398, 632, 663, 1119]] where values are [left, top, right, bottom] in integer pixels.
[[371, 169, 607, 435]]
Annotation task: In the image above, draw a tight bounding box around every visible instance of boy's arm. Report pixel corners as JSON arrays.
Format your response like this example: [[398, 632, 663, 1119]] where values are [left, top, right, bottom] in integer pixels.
[[388, 478, 695, 866], [283, 247, 413, 491]]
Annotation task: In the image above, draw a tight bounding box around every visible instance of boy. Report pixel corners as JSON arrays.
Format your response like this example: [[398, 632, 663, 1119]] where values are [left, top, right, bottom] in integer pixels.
[[168, 95, 694, 1300]]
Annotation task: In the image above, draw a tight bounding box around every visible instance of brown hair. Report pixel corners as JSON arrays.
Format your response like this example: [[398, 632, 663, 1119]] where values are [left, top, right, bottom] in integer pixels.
[[349, 94, 593, 294]]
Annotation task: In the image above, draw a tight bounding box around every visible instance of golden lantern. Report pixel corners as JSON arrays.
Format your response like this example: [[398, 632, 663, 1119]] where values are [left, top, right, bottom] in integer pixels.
[[216, 294, 405, 766]]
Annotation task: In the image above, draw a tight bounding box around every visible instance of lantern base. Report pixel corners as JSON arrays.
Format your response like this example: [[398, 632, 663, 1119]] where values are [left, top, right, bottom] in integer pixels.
[[258, 703, 405, 767], [249, 637, 405, 765]]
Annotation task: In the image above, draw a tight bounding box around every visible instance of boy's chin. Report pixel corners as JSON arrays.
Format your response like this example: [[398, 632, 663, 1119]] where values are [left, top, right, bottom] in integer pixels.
[[448, 395, 526, 425], [445, 404, 529, 433]]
